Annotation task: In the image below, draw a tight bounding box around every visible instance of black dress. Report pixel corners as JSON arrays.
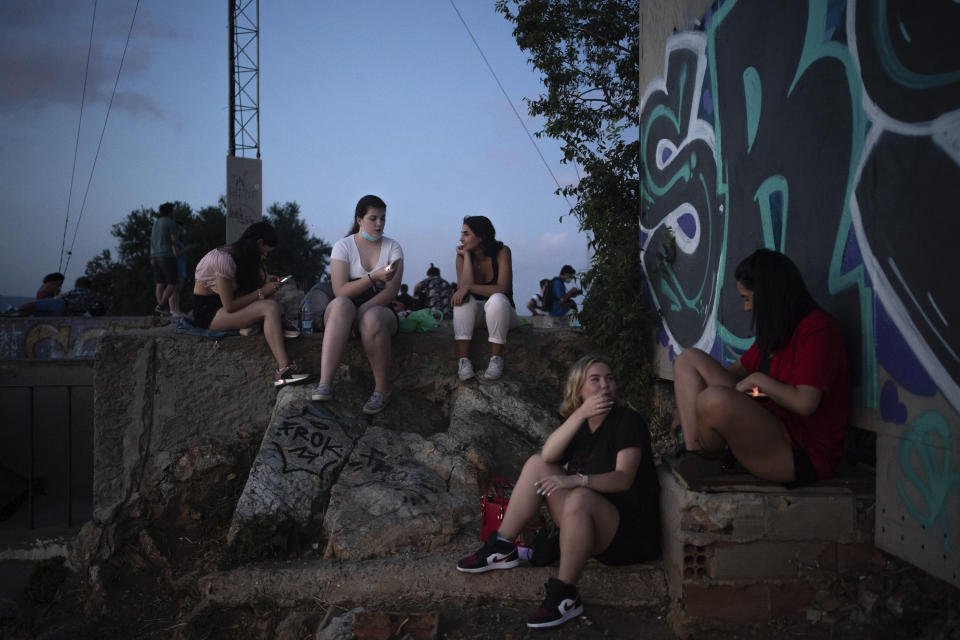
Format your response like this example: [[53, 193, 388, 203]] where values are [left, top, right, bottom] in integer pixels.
[[560, 405, 661, 564]]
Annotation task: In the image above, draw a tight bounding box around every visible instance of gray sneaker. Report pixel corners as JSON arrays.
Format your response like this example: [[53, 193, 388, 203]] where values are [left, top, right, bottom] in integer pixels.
[[458, 358, 475, 381], [484, 356, 504, 380], [363, 390, 391, 415], [311, 382, 333, 401]]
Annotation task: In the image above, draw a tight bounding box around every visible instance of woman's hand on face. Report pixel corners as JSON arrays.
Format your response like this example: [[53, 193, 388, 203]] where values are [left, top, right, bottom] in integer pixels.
[[534, 474, 578, 497], [575, 392, 614, 421], [451, 286, 469, 306], [455, 244, 468, 258]]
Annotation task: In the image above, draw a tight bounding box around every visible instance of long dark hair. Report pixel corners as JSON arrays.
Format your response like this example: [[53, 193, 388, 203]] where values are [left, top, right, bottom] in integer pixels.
[[734, 249, 819, 360], [224, 222, 277, 294], [463, 215, 503, 257], [348, 194, 387, 235]]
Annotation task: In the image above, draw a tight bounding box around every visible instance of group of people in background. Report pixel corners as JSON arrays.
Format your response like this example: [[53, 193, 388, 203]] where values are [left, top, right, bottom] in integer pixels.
[[526, 264, 582, 317]]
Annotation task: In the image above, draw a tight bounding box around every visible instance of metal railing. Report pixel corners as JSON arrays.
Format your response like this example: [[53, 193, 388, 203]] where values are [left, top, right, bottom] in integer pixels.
[[0, 360, 94, 533]]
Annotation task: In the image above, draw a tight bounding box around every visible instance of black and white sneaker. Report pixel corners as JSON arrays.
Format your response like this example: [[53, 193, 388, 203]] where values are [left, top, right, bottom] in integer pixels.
[[526, 577, 583, 628], [456, 531, 519, 573]]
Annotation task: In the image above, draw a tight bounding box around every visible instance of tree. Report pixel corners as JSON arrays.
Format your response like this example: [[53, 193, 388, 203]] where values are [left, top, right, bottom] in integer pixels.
[[84, 199, 330, 315], [265, 201, 331, 291], [496, 0, 650, 405]]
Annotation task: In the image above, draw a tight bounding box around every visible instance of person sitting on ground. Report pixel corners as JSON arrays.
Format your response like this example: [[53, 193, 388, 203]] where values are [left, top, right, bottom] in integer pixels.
[[544, 265, 581, 317], [311, 195, 403, 415], [391, 283, 416, 313], [192, 221, 309, 387], [36, 272, 65, 300], [526, 278, 551, 315], [17, 277, 105, 316], [452, 215, 518, 381], [672, 248, 850, 484], [455, 354, 661, 629], [413, 263, 452, 318]]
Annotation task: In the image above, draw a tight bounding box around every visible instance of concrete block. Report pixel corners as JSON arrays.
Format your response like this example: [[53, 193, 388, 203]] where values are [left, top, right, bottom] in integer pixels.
[[769, 580, 816, 615], [708, 540, 833, 580], [683, 583, 769, 622], [764, 494, 856, 541]]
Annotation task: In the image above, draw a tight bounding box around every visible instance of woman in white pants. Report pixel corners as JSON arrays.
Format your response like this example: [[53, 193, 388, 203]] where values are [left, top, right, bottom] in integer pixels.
[[452, 215, 519, 380]]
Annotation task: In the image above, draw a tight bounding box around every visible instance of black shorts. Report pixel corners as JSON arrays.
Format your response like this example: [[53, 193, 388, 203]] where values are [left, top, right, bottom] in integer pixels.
[[193, 294, 223, 329], [151, 256, 178, 285], [786, 447, 820, 488], [594, 516, 660, 566]]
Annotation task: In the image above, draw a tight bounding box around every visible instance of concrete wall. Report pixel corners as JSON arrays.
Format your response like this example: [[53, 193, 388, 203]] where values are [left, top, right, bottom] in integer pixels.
[[0, 317, 163, 359], [639, 0, 959, 587]]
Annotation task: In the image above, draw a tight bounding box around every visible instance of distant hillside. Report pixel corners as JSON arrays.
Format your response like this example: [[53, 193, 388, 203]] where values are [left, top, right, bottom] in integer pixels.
[[0, 295, 31, 311]]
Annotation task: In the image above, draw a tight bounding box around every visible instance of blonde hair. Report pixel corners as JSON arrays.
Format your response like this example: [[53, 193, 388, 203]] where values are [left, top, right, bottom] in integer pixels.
[[559, 354, 616, 417]]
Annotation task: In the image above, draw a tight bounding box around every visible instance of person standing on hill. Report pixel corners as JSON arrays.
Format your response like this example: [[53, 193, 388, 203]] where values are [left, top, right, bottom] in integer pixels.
[[150, 203, 181, 316]]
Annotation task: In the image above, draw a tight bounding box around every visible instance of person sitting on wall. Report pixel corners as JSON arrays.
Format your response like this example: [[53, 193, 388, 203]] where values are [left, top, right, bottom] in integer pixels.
[[36, 272, 65, 300], [311, 195, 403, 415], [192, 221, 310, 387], [544, 265, 581, 317], [452, 215, 519, 381], [672, 248, 850, 484], [413, 263, 453, 318], [454, 354, 661, 629], [391, 283, 416, 313], [16, 277, 105, 316], [527, 278, 551, 315]]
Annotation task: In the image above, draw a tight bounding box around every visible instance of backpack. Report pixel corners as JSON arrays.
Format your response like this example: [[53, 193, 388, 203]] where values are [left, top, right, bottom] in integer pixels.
[[540, 277, 563, 314]]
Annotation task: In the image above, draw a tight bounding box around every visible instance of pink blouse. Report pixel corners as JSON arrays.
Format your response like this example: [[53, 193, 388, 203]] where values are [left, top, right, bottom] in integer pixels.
[[194, 249, 236, 293]]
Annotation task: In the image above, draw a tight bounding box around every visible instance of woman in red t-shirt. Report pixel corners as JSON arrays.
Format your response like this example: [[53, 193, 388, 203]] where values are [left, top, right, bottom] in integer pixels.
[[673, 249, 850, 484]]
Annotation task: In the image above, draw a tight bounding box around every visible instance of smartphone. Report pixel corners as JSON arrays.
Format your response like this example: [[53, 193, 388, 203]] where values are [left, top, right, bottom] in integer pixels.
[[280, 275, 294, 284]]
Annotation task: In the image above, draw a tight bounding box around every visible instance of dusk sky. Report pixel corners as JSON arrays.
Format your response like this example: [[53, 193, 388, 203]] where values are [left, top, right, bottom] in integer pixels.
[[0, 1, 593, 309]]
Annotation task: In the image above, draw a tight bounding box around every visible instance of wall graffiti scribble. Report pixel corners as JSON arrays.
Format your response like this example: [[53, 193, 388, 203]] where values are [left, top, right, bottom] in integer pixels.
[[641, 0, 960, 586]]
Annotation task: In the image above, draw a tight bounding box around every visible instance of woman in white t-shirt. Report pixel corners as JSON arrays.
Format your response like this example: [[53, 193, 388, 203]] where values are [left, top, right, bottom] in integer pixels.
[[311, 195, 403, 414]]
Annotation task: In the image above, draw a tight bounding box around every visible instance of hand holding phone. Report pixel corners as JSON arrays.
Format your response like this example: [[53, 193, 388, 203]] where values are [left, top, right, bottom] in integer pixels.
[[279, 275, 294, 285]]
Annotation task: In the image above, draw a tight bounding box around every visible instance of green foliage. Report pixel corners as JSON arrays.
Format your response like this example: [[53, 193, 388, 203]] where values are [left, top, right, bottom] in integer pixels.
[[24, 556, 68, 605], [218, 515, 304, 569], [84, 199, 330, 315], [498, 0, 653, 406], [266, 201, 331, 291]]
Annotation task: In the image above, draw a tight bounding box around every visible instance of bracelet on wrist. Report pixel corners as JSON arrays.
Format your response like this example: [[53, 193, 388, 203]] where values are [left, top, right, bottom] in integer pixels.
[[258, 288, 264, 300]]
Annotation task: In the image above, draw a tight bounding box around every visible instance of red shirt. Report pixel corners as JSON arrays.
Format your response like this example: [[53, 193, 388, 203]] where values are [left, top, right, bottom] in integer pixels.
[[739, 310, 850, 479]]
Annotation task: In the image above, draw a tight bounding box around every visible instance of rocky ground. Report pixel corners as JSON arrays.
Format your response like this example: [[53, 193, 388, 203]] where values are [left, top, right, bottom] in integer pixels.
[[2, 432, 958, 640]]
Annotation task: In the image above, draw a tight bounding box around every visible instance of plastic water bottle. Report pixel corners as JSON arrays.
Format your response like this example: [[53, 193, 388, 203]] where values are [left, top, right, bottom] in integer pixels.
[[301, 297, 313, 335]]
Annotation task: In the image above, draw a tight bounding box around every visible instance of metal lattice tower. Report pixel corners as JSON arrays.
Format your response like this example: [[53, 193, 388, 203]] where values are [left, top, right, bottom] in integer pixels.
[[229, 0, 259, 158]]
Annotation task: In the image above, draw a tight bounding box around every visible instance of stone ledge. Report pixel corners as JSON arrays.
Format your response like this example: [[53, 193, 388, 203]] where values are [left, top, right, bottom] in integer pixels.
[[198, 550, 665, 609]]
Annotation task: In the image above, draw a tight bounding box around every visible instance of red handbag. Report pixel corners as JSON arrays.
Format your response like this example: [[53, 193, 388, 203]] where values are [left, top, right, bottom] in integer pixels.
[[480, 478, 512, 541]]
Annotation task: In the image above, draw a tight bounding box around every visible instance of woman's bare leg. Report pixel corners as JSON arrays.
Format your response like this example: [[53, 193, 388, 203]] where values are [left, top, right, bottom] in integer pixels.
[[210, 299, 291, 368], [357, 306, 396, 393], [552, 488, 620, 585], [695, 385, 796, 482], [319, 297, 356, 385], [497, 454, 562, 539], [673, 348, 739, 450]]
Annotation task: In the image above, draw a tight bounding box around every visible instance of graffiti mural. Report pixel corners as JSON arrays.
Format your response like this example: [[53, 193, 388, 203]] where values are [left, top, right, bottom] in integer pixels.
[[641, 0, 960, 586], [0, 317, 153, 359]]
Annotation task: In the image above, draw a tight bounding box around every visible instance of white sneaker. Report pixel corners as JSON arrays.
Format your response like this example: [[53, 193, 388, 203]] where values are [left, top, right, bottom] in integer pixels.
[[458, 358, 475, 381], [484, 356, 504, 380]]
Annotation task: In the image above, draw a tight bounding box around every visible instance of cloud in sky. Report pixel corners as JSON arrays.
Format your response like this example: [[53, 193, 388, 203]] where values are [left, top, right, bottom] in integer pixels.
[[0, 2, 175, 118]]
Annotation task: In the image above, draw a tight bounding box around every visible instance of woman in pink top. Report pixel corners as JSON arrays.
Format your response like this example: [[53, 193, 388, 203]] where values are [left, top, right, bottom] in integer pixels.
[[193, 222, 309, 387]]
